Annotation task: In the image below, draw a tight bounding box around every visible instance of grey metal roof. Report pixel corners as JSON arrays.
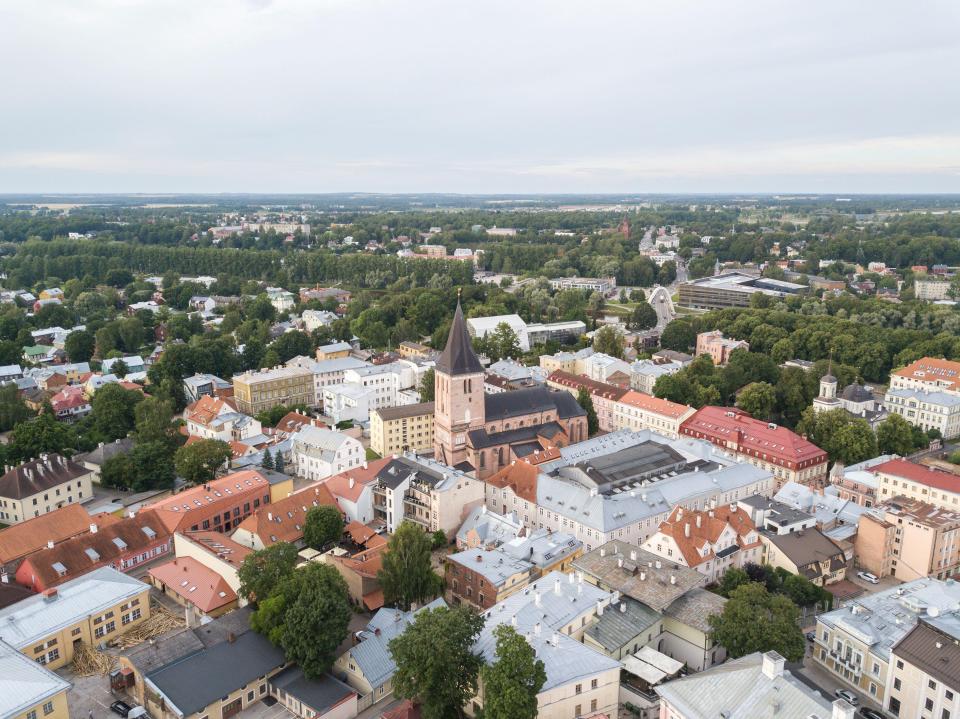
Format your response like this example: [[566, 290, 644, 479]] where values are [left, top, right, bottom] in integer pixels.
[[448, 547, 533, 586], [145, 631, 286, 717], [455, 506, 524, 548], [269, 667, 355, 714], [664, 588, 727, 633], [483, 386, 585, 423], [0, 638, 71, 718], [656, 651, 835, 719], [892, 620, 960, 689], [585, 596, 662, 652], [436, 301, 484, 376]]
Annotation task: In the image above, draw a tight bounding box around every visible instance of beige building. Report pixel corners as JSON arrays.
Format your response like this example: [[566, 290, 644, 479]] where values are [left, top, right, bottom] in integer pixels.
[[854, 512, 897, 578], [863, 496, 960, 581], [886, 619, 960, 719], [0, 567, 150, 671], [695, 330, 749, 367], [612, 390, 695, 438], [231, 365, 314, 416], [760, 528, 848, 587], [369, 402, 435, 457], [873, 458, 960, 510], [0, 454, 94, 525], [0, 638, 71, 719], [914, 278, 952, 301]]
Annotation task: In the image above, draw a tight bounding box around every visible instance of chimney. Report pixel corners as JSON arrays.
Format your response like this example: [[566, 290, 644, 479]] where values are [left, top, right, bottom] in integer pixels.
[[596, 599, 604, 616], [684, 523, 691, 538], [511, 615, 517, 627], [534, 622, 541, 636], [670, 574, 677, 585], [831, 700, 855, 719], [696, 514, 702, 528], [655, 560, 662, 570], [600, 548, 605, 558], [0, 573, 8, 584], [227, 632, 236, 644], [534, 592, 541, 607], [620, 601, 626, 613], [568, 572, 575, 584], [46, 540, 54, 549], [630, 550, 637, 561], [617, 558, 623, 568], [761, 651, 785, 679], [362, 461, 368, 470], [551, 632, 560, 648], [90, 523, 98, 534], [349, 477, 355, 489], [640, 571, 646, 581], [554, 577, 561, 595]]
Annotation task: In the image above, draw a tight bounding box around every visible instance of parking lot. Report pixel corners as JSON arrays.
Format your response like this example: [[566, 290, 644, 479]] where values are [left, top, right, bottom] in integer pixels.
[[62, 669, 125, 719]]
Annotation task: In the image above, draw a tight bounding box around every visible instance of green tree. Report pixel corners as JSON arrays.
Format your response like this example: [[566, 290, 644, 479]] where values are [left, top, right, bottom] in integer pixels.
[[592, 325, 623, 358], [269, 331, 313, 363], [276, 564, 352, 678], [238, 541, 299, 603], [389, 606, 485, 719], [488, 322, 522, 361], [134, 396, 179, 448], [89, 383, 142, 442], [876, 414, 919, 456], [100, 452, 136, 489], [736, 382, 777, 420], [707, 582, 805, 662], [10, 411, 76, 461], [797, 407, 877, 465], [659, 319, 696, 352], [378, 521, 442, 610], [630, 302, 658, 331], [577, 385, 599, 436], [262, 447, 274, 470], [0, 383, 34, 432], [481, 624, 547, 719], [174, 439, 232, 486], [130, 441, 176, 491], [431, 530, 448, 550], [64, 330, 96, 363], [303, 505, 344, 550], [111, 359, 129, 379], [419, 368, 436, 403], [717, 567, 751, 597]]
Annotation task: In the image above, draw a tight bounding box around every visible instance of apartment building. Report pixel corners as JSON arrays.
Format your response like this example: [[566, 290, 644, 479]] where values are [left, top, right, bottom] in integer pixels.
[[886, 619, 960, 719], [0, 638, 71, 719], [914, 278, 951, 301], [142, 470, 272, 534], [612, 390, 695, 438], [291, 426, 364, 481], [0, 567, 150, 670], [546, 369, 628, 432], [760, 528, 848, 586], [548, 276, 616, 293], [231, 365, 314, 416], [369, 402, 435, 457], [183, 395, 261, 441], [286, 356, 371, 405], [890, 357, 960, 395], [0, 455, 94, 525], [680, 406, 829, 489], [695, 330, 749, 366], [814, 578, 960, 705], [883, 387, 960, 438], [873, 459, 960, 510]]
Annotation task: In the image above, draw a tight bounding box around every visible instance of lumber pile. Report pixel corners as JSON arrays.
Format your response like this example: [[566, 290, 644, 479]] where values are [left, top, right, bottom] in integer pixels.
[[72, 641, 115, 676], [111, 602, 185, 650]]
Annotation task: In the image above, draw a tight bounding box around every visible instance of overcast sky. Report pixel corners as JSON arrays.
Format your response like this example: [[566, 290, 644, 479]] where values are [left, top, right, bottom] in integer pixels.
[[2, 0, 959, 194]]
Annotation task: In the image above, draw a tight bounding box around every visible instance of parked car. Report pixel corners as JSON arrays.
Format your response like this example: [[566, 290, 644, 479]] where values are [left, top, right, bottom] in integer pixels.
[[859, 709, 886, 719], [805, 631, 816, 642], [110, 701, 133, 718], [835, 688, 860, 705], [857, 571, 880, 584]]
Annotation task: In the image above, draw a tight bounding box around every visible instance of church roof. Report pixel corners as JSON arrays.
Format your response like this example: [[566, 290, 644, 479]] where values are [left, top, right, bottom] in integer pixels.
[[436, 301, 484, 376], [841, 383, 874, 403]]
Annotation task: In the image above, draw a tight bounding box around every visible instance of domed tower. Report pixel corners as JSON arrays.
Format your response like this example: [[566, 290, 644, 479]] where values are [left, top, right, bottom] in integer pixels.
[[433, 297, 486, 467], [813, 357, 840, 414]]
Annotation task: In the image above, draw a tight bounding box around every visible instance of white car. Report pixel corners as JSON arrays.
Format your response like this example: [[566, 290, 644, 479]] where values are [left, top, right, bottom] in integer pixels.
[[834, 688, 859, 705], [857, 571, 879, 585]]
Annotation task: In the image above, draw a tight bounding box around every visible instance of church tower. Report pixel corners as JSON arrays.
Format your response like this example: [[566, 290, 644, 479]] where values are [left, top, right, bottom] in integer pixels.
[[433, 298, 486, 467], [812, 363, 840, 414]]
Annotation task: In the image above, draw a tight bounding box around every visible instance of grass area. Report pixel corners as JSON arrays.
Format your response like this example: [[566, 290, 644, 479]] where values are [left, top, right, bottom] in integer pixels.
[[365, 447, 381, 461]]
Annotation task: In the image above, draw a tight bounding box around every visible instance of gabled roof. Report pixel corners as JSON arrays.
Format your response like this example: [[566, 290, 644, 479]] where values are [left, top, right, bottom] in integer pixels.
[[872, 458, 960, 493], [143, 470, 270, 533], [323, 459, 389, 503], [233, 484, 338, 547], [485, 461, 539, 504], [436, 301, 484, 376], [183, 395, 238, 427], [18, 510, 169, 588], [652, 505, 758, 568], [0, 504, 94, 565], [0, 638, 71, 718], [484, 386, 586, 422], [147, 557, 237, 613], [0, 454, 90, 500]]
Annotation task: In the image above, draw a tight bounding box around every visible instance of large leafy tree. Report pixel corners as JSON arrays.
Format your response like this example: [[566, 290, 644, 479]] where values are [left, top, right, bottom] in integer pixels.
[[378, 521, 442, 610], [630, 302, 658, 331], [238, 541, 299, 603], [576, 386, 599, 436], [419, 368, 435, 403], [130, 441, 176, 491], [303, 505, 344, 550], [481, 624, 546, 719], [89, 383, 142, 442], [100, 452, 136, 490], [0, 383, 33, 432], [10, 410, 77, 461], [736, 381, 777, 421], [659, 319, 696, 352], [592, 325, 623, 358], [64, 330, 96, 363], [174, 439, 232, 486], [389, 606, 485, 719], [876, 414, 919, 456], [797, 407, 878, 465], [708, 582, 805, 662], [134, 396, 180, 449]]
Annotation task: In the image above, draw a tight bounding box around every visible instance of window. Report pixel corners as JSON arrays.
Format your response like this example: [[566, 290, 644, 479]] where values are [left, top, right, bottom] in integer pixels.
[[95, 626, 105, 639], [575, 706, 581, 717], [591, 699, 597, 712], [927, 699, 935, 711], [930, 680, 938, 690], [105, 621, 116, 633], [132, 608, 141, 620], [43, 702, 54, 715], [575, 683, 582, 695], [26, 711, 37, 719], [247, 691, 254, 702], [893, 678, 902, 691], [591, 679, 598, 690], [47, 649, 59, 663]]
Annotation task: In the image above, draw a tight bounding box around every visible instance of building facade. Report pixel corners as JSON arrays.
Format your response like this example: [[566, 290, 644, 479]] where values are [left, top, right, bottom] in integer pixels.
[[0, 455, 94, 525], [370, 402, 435, 457], [232, 365, 314, 416]]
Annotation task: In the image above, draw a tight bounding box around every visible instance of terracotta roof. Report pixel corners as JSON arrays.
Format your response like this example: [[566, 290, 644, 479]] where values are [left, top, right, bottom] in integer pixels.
[[344, 521, 376, 546], [381, 700, 422, 719], [16, 510, 170, 589], [893, 357, 960, 392], [872, 459, 960, 493], [485, 461, 539, 504], [148, 557, 237, 613], [680, 406, 827, 468], [362, 588, 385, 611], [618, 390, 693, 419], [274, 411, 324, 434], [143, 470, 270, 533], [323, 459, 391, 503], [184, 395, 237, 427], [233, 484, 338, 547], [653, 505, 759, 569], [330, 544, 386, 580], [0, 504, 94, 566], [547, 369, 629, 401], [0, 454, 91, 500]]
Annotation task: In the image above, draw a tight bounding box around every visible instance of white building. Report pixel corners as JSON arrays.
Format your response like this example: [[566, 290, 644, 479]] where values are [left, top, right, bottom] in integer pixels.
[[883, 387, 960, 438], [466, 314, 530, 352], [286, 355, 371, 406], [267, 288, 296, 313], [291, 426, 364, 481], [320, 383, 374, 425], [300, 310, 340, 332], [629, 359, 684, 395]]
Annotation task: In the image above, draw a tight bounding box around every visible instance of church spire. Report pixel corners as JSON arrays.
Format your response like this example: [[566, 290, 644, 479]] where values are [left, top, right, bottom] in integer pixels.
[[436, 294, 484, 376]]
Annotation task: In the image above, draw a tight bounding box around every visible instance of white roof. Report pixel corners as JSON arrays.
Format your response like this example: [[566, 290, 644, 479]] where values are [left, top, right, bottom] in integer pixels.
[[0, 638, 71, 717], [0, 567, 148, 649], [886, 387, 960, 407], [467, 314, 527, 334], [292, 426, 355, 454]]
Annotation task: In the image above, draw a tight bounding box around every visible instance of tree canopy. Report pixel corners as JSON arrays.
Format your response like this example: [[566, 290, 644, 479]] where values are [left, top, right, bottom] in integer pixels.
[[708, 582, 806, 662], [303, 505, 344, 550], [378, 521, 442, 610], [481, 624, 546, 719]]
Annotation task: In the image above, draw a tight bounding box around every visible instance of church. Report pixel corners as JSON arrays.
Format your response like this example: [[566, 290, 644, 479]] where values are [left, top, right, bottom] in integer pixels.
[[433, 300, 588, 479], [812, 369, 887, 428]]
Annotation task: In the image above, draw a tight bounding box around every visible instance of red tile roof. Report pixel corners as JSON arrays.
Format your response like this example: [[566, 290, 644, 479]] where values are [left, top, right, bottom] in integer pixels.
[[148, 556, 237, 613], [323, 459, 391, 504], [618, 390, 693, 419], [680, 406, 827, 469], [872, 458, 960, 493], [546, 370, 629, 401], [485, 461, 538, 504], [0, 504, 95, 566], [653, 505, 759, 568], [184, 395, 238, 428], [179, 531, 252, 570], [233, 484, 339, 547], [143, 470, 270, 533], [892, 357, 960, 392]]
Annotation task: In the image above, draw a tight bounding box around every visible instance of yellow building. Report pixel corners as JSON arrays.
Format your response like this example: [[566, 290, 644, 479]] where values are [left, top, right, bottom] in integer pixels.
[[315, 341, 352, 361], [0, 638, 71, 719], [369, 402, 435, 457], [232, 365, 314, 415], [0, 566, 151, 671], [0, 454, 95, 525], [398, 341, 431, 359]]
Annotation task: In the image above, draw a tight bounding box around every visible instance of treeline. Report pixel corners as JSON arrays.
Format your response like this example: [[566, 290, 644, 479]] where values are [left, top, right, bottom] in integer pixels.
[[2, 239, 474, 289]]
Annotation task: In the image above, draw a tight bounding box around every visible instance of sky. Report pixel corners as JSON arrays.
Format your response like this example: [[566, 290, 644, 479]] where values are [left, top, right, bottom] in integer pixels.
[[1, 0, 959, 194]]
